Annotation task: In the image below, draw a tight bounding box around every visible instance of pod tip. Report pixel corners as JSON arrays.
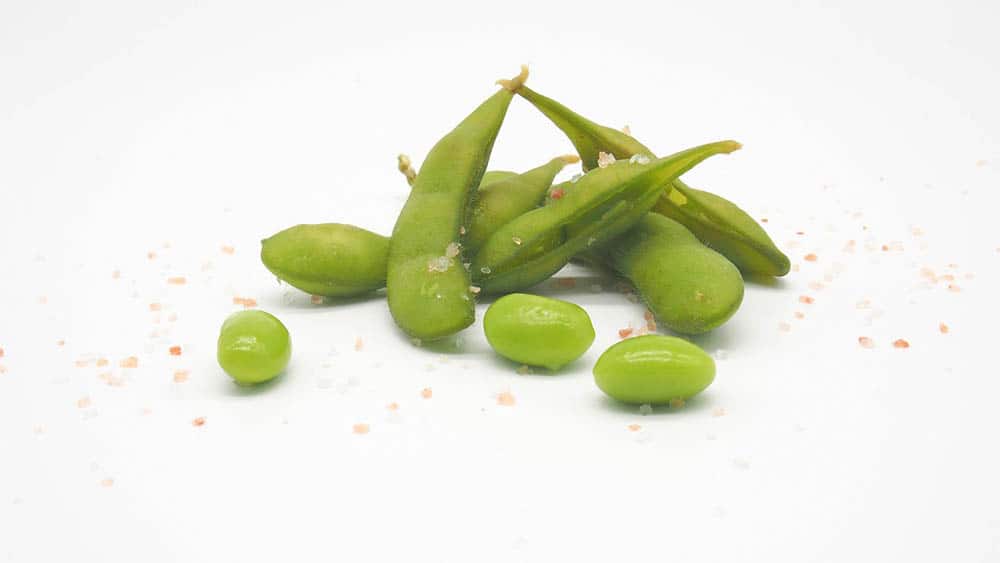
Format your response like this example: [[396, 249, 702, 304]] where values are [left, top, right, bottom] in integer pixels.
[[723, 140, 743, 153], [497, 64, 530, 92], [397, 154, 416, 186], [558, 154, 581, 165]]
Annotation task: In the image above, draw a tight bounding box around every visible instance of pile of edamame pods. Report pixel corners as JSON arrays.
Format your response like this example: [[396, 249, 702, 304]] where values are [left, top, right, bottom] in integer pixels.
[[243, 66, 790, 406]]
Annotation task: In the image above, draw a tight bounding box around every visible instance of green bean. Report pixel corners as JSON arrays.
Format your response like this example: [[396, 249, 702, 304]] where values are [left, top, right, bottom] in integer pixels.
[[483, 293, 595, 369], [593, 335, 715, 405], [516, 85, 789, 277], [261, 223, 389, 297], [386, 66, 527, 340], [217, 310, 292, 385], [599, 214, 744, 334], [471, 140, 742, 295]]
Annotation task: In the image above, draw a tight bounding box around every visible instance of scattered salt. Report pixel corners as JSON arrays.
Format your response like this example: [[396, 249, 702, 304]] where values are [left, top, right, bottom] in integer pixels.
[[639, 404, 653, 416], [628, 154, 650, 165], [497, 391, 516, 406], [427, 256, 452, 272], [596, 152, 616, 168]]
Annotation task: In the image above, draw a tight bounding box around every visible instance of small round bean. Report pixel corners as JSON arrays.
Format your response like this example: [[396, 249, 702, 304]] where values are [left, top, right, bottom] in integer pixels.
[[217, 310, 291, 385], [593, 335, 714, 404], [483, 293, 595, 370]]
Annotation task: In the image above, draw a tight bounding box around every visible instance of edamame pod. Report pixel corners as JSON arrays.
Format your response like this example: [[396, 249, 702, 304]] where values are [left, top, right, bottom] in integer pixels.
[[516, 85, 789, 277], [480, 170, 519, 188], [471, 140, 741, 295], [387, 66, 527, 340], [262, 152, 572, 299], [655, 180, 790, 276], [261, 223, 389, 297], [602, 214, 744, 334], [466, 155, 579, 252], [593, 335, 715, 405]]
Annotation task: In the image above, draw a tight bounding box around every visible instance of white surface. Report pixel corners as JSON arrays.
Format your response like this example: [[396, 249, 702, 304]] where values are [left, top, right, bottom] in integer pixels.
[[2, 1, 999, 561]]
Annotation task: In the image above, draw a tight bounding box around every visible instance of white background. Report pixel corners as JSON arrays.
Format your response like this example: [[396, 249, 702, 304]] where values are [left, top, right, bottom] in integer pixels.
[[1, 1, 999, 561]]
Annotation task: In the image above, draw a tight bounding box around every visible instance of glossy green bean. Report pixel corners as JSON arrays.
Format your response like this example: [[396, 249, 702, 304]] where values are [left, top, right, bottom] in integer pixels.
[[516, 85, 789, 277], [483, 293, 595, 369], [601, 214, 744, 334], [471, 141, 741, 295], [593, 335, 715, 405], [386, 67, 527, 340], [217, 310, 292, 385]]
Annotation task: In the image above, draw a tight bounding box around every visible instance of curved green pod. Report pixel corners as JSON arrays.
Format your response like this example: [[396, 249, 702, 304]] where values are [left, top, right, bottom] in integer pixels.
[[516, 84, 789, 277], [603, 214, 744, 334], [386, 67, 527, 340], [466, 155, 578, 252], [593, 335, 715, 405], [655, 180, 790, 277], [479, 170, 519, 188], [261, 223, 390, 297], [517, 85, 655, 172], [471, 140, 741, 295]]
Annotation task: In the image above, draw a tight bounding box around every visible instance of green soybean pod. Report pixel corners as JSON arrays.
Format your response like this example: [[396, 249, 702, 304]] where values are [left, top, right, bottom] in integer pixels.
[[479, 170, 519, 188], [466, 154, 579, 252], [261, 223, 389, 297], [515, 84, 789, 277], [655, 180, 790, 277], [471, 140, 742, 295], [517, 85, 656, 172], [593, 335, 715, 405], [217, 310, 292, 385], [396, 155, 518, 191], [605, 214, 744, 334], [483, 293, 595, 369], [387, 66, 527, 341]]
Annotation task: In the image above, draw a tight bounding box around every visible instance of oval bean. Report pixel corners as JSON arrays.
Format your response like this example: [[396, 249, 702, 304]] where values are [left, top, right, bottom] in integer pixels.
[[483, 293, 595, 369], [593, 335, 715, 405], [217, 310, 292, 385]]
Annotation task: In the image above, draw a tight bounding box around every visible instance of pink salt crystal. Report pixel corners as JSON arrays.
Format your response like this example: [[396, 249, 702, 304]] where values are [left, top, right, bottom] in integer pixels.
[[496, 391, 516, 406]]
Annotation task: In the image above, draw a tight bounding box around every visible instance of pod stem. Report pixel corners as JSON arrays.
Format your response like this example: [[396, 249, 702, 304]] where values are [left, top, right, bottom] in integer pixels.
[[397, 154, 417, 187], [496, 65, 530, 92]]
